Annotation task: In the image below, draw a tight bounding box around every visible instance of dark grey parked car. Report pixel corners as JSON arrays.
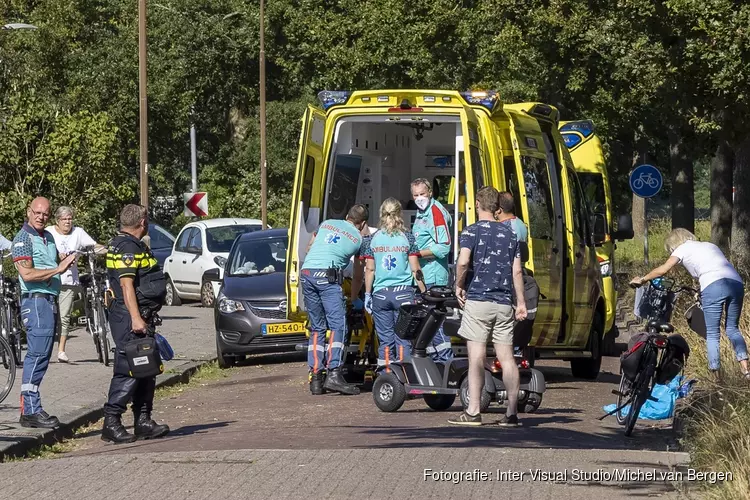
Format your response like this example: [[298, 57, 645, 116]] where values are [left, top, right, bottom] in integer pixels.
[[214, 228, 306, 368]]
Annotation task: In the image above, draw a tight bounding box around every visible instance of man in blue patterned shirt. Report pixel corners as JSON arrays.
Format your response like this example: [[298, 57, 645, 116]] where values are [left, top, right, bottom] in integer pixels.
[[13, 197, 77, 428], [449, 186, 527, 427]]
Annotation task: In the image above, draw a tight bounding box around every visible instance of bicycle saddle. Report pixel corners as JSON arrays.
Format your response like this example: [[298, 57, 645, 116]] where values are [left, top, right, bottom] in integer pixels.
[[647, 319, 674, 333]]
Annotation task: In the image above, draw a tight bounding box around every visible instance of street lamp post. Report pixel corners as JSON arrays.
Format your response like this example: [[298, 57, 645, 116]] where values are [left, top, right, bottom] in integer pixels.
[[259, 0, 267, 228], [138, 0, 149, 209]]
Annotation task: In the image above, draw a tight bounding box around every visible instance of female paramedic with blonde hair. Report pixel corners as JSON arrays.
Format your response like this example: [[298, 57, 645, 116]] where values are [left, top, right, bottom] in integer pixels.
[[361, 198, 426, 369], [631, 228, 749, 380]]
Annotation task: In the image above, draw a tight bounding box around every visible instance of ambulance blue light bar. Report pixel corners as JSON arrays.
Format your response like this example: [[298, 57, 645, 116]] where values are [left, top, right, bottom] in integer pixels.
[[560, 120, 595, 138], [561, 133, 582, 149], [317, 90, 351, 110], [459, 91, 499, 111]]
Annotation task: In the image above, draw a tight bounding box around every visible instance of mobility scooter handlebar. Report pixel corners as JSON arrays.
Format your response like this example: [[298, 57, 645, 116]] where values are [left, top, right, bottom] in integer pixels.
[[417, 286, 459, 309]]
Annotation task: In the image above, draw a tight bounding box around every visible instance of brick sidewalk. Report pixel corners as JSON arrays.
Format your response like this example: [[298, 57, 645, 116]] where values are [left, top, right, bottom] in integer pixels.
[[0, 448, 689, 499], [0, 305, 216, 450]]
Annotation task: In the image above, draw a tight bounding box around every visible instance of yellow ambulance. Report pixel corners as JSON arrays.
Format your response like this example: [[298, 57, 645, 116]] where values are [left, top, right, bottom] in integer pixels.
[[559, 120, 634, 352], [286, 90, 620, 378]]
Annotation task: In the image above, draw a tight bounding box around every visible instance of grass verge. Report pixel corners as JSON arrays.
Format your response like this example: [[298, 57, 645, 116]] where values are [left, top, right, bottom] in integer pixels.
[[155, 361, 236, 400], [615, 219, 749, 499]]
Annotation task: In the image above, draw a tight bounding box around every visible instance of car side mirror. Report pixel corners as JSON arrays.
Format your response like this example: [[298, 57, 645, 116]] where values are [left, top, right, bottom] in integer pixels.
[[612, 214, 634, 241], [519, 241, 530, 264], [593, 213, 607, 245]]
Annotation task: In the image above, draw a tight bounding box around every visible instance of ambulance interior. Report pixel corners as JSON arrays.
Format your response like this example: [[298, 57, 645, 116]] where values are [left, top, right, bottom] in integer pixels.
[[296, 116, 467, 272]]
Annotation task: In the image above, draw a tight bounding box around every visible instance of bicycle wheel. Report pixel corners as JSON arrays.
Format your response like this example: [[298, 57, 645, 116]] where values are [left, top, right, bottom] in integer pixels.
[[98, 306, 111, 367], [10, 304, 24, 366], [0, 335, 16, 404], [615, 374, 630, 426], [624, 349, 656, 437]]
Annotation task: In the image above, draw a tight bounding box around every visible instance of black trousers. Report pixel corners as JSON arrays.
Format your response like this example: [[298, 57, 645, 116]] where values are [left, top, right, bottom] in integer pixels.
[[103, 305, 156, 417]]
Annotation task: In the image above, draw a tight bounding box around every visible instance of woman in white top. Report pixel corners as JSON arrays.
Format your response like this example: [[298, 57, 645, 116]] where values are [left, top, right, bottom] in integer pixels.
[[47, 206, 107, 362], [0, 233, 11, 252], [631, 228, 749, 379]]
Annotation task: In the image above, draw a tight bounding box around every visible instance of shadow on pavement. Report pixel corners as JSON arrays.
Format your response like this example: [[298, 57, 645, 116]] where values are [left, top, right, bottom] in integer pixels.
[[169, 421, 234, 437], [236, 352, 306, 367], [345, 423, 676, 451]]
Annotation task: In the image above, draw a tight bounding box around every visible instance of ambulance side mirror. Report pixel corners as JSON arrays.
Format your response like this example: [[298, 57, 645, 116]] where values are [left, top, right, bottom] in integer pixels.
[[593, 213, 607, 245], [613, 214, 634, 241]]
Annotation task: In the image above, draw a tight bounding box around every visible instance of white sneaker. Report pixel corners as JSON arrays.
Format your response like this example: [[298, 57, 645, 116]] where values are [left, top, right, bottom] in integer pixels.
[[57, 352, 69, 363]]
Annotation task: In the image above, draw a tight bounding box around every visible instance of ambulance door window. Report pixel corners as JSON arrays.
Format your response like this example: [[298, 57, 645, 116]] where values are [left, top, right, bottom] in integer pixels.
[[521, 157, 555, 240], [504, 157, 524, 223], [470, 145, 485, 192], [301, 156, 315, 223]]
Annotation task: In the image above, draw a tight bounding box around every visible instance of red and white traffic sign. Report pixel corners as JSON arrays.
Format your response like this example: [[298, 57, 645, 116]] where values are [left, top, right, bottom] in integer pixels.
[[184, 192, 208, 217]]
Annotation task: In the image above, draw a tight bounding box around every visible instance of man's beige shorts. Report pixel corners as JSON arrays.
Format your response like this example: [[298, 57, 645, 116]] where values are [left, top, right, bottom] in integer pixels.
[[458, 300, 514, 345]]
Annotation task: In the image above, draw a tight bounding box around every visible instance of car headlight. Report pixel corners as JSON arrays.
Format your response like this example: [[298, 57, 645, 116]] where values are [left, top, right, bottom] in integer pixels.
[[214, 256, 227, 268], [599, 260, 612, 277], [218, 296, 244, 313]]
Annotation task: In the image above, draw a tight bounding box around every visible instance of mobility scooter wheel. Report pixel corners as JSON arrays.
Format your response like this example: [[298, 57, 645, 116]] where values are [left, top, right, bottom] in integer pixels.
[[372, 373, 406, 412], [459, 377, 491, 413], [423, 394, 456, 411], [519, 393, 543, 413]]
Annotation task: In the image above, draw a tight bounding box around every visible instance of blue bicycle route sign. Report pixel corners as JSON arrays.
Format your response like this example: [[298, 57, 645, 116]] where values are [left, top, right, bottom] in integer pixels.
[[630, 164, 663, 198]]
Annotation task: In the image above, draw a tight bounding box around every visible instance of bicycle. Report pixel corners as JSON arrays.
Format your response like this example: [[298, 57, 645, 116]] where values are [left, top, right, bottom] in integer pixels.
[[600, 277, 701, 436], [80, 247, 114, 366], [632, 172, 659, 190], [0, 251, 24, 366]]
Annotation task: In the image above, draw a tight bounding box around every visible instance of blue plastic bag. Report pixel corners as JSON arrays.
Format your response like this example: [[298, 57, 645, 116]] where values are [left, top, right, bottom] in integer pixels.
[[603, 375, 693, 420], [154, 332, 174, 361]]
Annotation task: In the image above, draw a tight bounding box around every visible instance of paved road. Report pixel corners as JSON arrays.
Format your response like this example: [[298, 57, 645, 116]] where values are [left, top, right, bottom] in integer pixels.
[[0, 353, 695, 499], [0, 305, 215, 443]]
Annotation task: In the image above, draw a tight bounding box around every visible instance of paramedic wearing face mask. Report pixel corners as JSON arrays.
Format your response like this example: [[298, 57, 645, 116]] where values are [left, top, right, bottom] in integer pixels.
[[410, 177, 454, 362]]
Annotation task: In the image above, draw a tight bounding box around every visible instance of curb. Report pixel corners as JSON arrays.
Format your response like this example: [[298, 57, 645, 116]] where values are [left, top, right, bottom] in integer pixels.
[[0, 357, 216, 462]]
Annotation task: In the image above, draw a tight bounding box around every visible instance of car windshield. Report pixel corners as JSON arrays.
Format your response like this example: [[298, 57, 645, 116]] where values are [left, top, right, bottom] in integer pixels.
[[149, 224, 175, 249], [206, 225, 262, 253], [228, 237, 287, 276]]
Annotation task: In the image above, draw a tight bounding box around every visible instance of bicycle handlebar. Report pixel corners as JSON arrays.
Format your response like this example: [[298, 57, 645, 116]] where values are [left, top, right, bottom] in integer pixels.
[[630, 278, 698, 295]]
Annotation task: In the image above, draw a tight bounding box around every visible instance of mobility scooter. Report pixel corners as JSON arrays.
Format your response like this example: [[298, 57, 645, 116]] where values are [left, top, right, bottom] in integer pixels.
[[371, 285, 546, 413]]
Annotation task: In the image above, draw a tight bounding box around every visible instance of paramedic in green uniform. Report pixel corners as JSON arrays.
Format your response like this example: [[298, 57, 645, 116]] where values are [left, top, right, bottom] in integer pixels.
[[410, 178, 454, 362]]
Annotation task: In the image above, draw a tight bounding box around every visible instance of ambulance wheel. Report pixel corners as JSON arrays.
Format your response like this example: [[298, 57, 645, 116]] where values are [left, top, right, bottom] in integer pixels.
[[571, 311, 603, 380], [460, 377, 491, 413], [423, 394, 456, 411], [519, 393, 543, 413], [372, 373, 406, 412]]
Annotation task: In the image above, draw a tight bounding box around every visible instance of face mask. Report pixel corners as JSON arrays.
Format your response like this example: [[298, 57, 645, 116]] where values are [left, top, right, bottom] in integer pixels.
[[415, 196, 430, 211]]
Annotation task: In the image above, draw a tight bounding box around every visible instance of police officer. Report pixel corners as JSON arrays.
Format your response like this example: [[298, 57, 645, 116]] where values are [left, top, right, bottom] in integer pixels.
[[101, 204, 170, 443], [362, 198, 426, 369], [303, 204, 369, 396], [410, 178, 454, 362]]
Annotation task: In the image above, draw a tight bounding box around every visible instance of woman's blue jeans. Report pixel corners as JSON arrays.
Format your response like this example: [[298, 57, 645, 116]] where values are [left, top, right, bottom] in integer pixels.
[[701, 278, 749, 371]]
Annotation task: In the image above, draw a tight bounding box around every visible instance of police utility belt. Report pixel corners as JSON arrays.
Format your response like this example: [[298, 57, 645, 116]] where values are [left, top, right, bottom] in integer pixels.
[[326, 267, 344, 285]]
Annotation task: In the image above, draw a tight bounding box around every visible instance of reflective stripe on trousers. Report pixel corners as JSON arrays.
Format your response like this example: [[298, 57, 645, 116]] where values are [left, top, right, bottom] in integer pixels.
[[302, 271, 347, 372], [20, 296, 56, 415], [372, 286, 414, 367]]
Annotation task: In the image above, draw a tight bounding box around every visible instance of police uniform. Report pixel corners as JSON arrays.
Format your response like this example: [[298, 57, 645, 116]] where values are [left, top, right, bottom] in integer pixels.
[[412, 198, 454, 362], [302, 219, 364, 395], [101, 231, 169, 443], [361, 230, 421, 368]]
